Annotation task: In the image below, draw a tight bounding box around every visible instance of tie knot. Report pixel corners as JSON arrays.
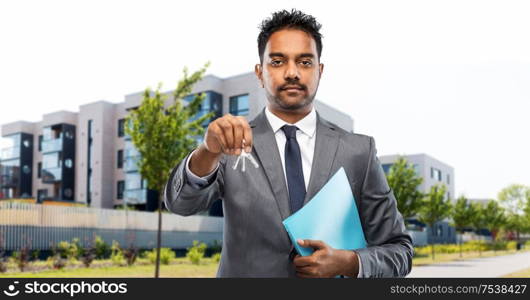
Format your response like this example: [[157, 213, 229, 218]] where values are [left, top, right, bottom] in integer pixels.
[[281, 125, 298, 139]]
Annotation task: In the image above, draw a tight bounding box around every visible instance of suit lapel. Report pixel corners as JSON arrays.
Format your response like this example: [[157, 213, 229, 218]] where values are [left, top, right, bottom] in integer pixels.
[[250, 109, 291, 221], [249, 109, 341, 219], [303, 113, 340, 205]]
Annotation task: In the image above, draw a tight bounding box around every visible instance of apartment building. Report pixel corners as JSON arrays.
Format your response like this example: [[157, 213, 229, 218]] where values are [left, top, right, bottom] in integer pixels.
[[0, 72, 354, 212]]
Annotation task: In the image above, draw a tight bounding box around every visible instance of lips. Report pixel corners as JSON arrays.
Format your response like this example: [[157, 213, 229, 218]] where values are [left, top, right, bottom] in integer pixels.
[[282, 85, 304, 91]]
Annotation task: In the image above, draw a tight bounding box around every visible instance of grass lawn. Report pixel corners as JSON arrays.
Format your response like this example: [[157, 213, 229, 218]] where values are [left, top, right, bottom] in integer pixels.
[[0, 258, 218, 278], [412, 249, 527, 266], [502, 267, 530, 278], [2, 250, 528, 278]]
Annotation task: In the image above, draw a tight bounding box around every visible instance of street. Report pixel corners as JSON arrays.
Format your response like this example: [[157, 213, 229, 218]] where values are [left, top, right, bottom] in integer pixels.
[[408, 251, 530, 277]]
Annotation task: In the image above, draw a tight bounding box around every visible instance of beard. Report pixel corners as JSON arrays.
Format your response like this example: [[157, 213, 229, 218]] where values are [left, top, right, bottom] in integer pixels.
[[268, 85, 318, 111]]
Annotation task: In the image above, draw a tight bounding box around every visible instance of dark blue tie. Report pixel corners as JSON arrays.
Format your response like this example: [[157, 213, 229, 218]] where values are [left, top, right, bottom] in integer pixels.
[[281, 125, 306, 214]]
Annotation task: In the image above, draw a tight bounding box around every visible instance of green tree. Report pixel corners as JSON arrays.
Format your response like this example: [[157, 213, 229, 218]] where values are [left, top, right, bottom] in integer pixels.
[[482, 200, 507, 252], [450, 195, 474, 257], [417, 184, 452, 260], [125, 62, 213, 278], [386, 157, 424, 222], [469, 202, 486, 256], [498, 184, 530, 243], [498, 184, 530, 215]]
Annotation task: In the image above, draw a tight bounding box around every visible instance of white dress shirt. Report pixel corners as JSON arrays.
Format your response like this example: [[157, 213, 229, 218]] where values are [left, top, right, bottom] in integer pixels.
[[184, 106, 363, 277]]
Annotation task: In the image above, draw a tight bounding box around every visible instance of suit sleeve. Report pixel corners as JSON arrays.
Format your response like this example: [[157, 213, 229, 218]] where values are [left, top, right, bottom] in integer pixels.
[[354, 137, 414, 277], [163, 150, 225, 216]]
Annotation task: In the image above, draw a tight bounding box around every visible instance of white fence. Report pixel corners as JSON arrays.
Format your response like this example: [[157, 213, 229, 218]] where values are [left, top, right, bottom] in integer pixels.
[[0, 202, 223, 251]]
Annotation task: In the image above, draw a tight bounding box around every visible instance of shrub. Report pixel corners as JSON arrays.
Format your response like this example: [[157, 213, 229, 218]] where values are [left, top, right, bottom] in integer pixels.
[[12, 247, 31, 272], [186, 241, 207, 265], [55, 241, 72, 259], [110, 241, 125, 266], [506, 241, 517, 251], [80, 245, 96, 268], [94, 236, 110, 259], [208, 240, 222, 255], [146, 248, 175, 265], [413, 240, 521, 256], [211, 253, 221, 263], [50, 255, 67, 270], [0, 253, 7, 273], [122, 245, 138, 266]]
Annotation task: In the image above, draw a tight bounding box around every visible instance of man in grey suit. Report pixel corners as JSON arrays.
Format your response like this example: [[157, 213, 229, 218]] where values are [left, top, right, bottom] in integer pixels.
[[164, 9, 413, 278]]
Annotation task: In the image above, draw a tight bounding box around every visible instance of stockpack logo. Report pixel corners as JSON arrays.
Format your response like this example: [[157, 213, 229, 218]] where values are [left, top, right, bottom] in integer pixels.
[[3, 281, 20, 296], [2, 280, 127, 297]]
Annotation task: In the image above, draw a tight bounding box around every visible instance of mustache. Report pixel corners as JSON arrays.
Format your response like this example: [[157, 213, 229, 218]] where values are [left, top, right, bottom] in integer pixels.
[[278, 81, 306, 91]]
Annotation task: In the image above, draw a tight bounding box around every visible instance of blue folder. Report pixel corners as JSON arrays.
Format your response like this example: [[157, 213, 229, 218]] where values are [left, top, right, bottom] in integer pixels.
[[282, 167, 367, 256]]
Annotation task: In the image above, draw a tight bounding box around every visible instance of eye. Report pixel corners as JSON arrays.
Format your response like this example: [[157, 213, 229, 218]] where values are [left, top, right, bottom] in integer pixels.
[[271, 60, 283, 66], [300, 60, 313, 67]]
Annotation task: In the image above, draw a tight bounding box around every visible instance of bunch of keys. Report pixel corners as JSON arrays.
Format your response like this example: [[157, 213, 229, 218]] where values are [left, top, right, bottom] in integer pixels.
[[232, 139, 259, 172]]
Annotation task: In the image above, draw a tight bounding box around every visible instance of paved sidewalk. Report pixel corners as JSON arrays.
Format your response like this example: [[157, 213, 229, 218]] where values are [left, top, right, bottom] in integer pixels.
[[408, 251, 530, 277]]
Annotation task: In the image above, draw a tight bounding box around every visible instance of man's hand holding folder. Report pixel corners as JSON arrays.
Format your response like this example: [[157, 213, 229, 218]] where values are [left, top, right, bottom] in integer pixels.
[[282, 168, 367, 278], [293, 239, 360, 278]]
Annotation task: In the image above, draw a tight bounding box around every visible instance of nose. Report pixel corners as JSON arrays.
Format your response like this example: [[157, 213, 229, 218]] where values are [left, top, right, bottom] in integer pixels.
[[284, 60, 300, 81]]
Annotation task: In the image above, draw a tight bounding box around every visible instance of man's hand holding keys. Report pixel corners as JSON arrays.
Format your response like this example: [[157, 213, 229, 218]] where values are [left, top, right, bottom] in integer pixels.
[[189, 114, 257, 177]]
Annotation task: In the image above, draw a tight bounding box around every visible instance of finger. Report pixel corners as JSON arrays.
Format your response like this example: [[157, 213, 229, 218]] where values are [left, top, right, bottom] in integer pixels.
[[227, 116, 243, 155], [237, 116, 253, 153], [217, 118, 234, 154], [298, 239, 327, 250], [211, 123, 227, 153], [293, 255, 315, 267]]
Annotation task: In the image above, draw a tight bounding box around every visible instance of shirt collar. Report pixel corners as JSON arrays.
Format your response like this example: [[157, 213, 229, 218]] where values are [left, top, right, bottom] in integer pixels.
[[265, 106, 317, 138]]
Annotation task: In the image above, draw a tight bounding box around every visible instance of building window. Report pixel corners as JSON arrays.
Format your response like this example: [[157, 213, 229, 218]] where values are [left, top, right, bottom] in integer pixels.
[[117, 180, 125, 199], [431, 167, 442, 181], [37, 162, 42, 178], [229, 94, 249, 116], [447, 174, 450, 184], [38, 135, 43, 152], [381, 164, 393, 174], [118, 119, 125, 137], [117, 150, 123, 169]]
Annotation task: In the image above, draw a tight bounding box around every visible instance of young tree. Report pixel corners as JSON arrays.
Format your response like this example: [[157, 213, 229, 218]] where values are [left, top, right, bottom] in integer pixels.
[[498, 184, 530, 245], [482, 200, 507, 253], [450, 196, 474, 257], [469, 202, 486, 256], [417, 184, 452, 260], [125, 62, 213, 278], [386, 157, 424, 222]]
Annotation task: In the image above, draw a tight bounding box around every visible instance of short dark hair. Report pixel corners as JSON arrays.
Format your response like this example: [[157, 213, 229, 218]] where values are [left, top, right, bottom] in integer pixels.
[[257, 9, 323, 64]]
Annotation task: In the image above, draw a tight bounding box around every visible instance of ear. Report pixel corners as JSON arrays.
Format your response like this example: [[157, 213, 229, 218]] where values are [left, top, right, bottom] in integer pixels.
[[255, 64, 264, 88], [318, 63, 324, 79]]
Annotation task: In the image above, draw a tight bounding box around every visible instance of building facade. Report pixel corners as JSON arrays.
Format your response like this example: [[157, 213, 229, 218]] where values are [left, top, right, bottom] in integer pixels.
[[378, 153, 457, 244], [1, 72, 353, 212], [379, 153, 455, 201]]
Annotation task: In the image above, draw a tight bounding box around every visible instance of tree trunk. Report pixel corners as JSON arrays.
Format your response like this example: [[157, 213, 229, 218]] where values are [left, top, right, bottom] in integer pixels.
[[459, 232, 463, 258], [154, 194, 163, 278], [431, 244, 435, 260]]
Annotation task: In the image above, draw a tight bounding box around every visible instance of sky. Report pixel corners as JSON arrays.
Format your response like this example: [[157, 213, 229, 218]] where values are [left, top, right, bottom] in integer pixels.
[[1, 0, 529, 200]]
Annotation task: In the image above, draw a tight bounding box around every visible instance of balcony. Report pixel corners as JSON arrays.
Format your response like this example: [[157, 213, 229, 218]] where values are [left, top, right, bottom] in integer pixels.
[[124, 189, 147, 205], [0, 174, 19, 188], [0, 147, 20, 160], [42, 167, 62, 183], [42, 138, 62, 153]]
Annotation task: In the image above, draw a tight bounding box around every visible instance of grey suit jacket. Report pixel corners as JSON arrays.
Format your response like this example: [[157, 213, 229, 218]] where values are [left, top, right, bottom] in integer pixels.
[[164, 109, 413, 277]]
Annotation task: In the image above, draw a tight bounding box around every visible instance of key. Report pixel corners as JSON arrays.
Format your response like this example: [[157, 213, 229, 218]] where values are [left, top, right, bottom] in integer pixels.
[[232, 140, 259, 171]]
